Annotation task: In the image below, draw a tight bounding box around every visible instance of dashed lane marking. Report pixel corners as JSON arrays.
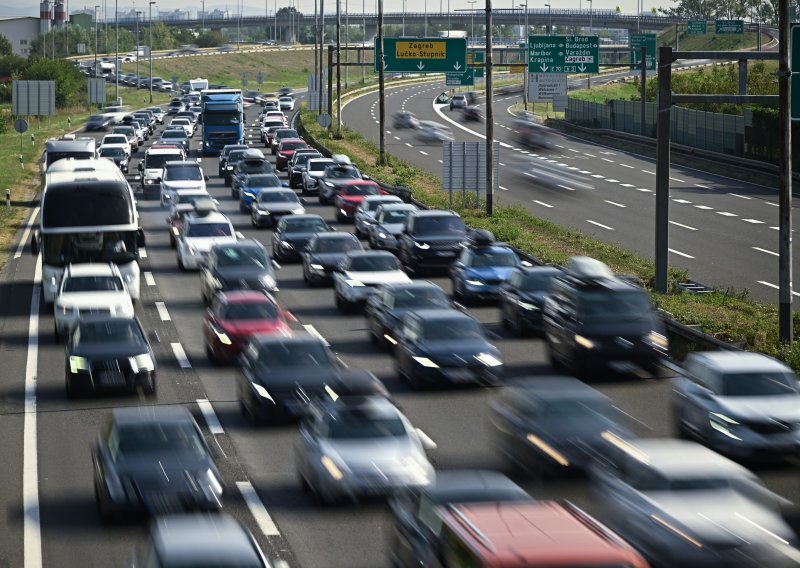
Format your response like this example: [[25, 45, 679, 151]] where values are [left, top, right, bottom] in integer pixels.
[[155, 302, 171, 322], [694, 205, 713, 210], [717, 211, 738, 217], [753, 247, 778, 257], [742, 219, 764, 224], [619, 164, 634, 169], [557, 184, 576, 191], [728, 193, 752, 200], [533, 200, 553, 208], [197, 399, 224, 434], [758, 281, 800, 297], [669, 177, 686, 183], [144, 272, 156, 286], [669, 248, 694, 259], [669, 220, 698, 231], [171, 342, 191, 368], [139, 247, 148, 259], [642, 170, 656, 175], [604, 200, 626, 208], [587, 220, 614, 230]]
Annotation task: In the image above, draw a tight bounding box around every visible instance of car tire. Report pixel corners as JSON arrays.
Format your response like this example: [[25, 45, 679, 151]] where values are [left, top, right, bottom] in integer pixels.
[[231, 187, 238, 199], [65, 376, 76, 399], [95, 483, 118, 523], [53, 322, 61, 343], [206, 343, 220, 366], [239, 203, 248, 213], [224, 177, 231, 187], [546, 342, 563, 370], [674, 408, 689, 439], [336, 212, 345, 224]]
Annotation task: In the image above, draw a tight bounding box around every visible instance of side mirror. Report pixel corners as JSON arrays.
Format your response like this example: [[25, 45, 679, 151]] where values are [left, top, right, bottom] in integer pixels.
[[521, 260, 533, 267], [156, 177, 162, 183], [300, 197, 307, 204], [134, 174, 141, 181], [416, 428, 437, 451], [361, 174, 371, 180], [204, 175, 210, 181], [136, 228, 146, 248], [282, 182, 289, 187]]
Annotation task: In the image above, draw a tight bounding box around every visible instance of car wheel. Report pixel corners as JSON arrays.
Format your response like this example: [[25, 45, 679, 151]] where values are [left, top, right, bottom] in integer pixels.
[[511, 311, 525, 337], [318, 194, 326, 205], [169, 234, 176, 248], [336, 212, 345, 224], [231, 187, 238, 199], [65, 375, 76, 398], [453, 281, 465, 304], [53, 322, 61, 343], [95, 483, 118, 523], [177, 255, 186, 271], [674, 408, 690, 439], [546, 341, 564, 370], [251, 215, 259, 228], [301, 184, 308, 196], [224, 177, 231, 187], [205, 343, 220, 365], [501, 304, 512, 330], [239, 203, 248, 213]]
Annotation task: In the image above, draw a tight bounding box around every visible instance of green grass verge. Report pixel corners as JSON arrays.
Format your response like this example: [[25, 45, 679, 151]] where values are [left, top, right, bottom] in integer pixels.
[[299, 106, 800, 365]]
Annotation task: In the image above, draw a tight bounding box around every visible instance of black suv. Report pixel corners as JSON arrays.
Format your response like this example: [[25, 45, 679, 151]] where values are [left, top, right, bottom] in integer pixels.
[[397, 210, 467, 273], [541, 256, 668, 377]]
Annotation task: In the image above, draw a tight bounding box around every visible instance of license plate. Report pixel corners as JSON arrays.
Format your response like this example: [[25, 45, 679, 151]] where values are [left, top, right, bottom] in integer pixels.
[[436, 251, 456, 257], [98, 371, 126, 386]]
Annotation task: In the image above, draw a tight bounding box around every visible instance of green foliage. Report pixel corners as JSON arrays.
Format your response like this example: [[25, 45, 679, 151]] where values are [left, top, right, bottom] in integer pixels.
[[0, 34, 11, 57], [196, 31, 226, 48], [25, 58, 84, 108]]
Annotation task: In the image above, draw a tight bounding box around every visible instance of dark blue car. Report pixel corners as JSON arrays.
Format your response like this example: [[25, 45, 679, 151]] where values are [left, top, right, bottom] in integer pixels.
[[450, 243, 522, 304], [238, 173, 284, 212]]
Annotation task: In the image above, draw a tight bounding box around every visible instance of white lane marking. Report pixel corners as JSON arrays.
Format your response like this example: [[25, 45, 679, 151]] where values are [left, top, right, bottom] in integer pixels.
[[15, 206, 39, 259], [587, 220, 614, 230], [578, 170, 591, 174], [758, 281, 800, 296], [605, 179, 620, 183], [523, 172, 537, 178], [303, 324, 329, 345], [672, 199, 692, 204], [604, 200, 626, 208], [590, 174, 605, 179], [742, 218, 764, 224], [717, 211, 738, 217], [557, 184, 576, 191], [619, 183, 635, 187], [583, 152, 596, 157], [642, 170, 656, 175], [669, 220, 698, 231], [694, 205, 713, 210], [728, 193, 752, 200], [24, 256, 43, 568], [533, 199, 553, 208], [568, 148, 580, 153], [393, 136, 400, 140], [155, 302, 171, 321], [619, 163, 634, 169], [171, 342, 191, 368], [694, 183, 711, 189], [138, 247, 148, 259], [554, 144, 565, 148], [499, 162, 506, 166], [753, 247, 779, 257], [197, 399, 224, 434], [669, 248, 695, 259], [669, 177, 685, 183], [499, 185, 509, 191], [599, 151, 616, 155], [144, 271, 156, 286], [764, 201, 779, 207], [405, 142, 413, 147], [437, 159, 443, 163], [601, 158, 614, 163], [419, 150, 428, 156], [385, 130, 391, 134], [237, 481, 281, 536]]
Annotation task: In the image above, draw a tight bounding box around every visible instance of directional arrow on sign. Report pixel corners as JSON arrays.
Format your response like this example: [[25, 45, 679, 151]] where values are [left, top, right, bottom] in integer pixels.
[[417, 61, 425, 70], [540, 64, 549, 72], [453, 61, 461, 71], [578, 64, 586, 72]]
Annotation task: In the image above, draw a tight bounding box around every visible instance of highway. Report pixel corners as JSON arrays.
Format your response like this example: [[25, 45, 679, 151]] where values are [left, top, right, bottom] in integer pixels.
[[341, 76, 797, 305], [2, 96, 799, 568]]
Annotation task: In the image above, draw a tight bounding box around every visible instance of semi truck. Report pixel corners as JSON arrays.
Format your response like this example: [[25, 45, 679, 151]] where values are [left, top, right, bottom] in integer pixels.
[[200, 88, 244, 156]]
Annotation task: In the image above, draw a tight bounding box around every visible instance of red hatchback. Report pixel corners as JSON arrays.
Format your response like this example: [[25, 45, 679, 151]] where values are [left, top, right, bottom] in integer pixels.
[[204, 291, 294, 363], [275, 139, 309, 171], [334, 180, 385, 223]]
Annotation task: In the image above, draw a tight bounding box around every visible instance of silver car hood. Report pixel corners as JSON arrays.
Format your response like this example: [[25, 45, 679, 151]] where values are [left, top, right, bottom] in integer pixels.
[[322, 437, 421, 471]]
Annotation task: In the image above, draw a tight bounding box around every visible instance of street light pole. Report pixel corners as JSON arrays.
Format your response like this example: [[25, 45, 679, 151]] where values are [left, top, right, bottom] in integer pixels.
[[135, 10, 140, 87], [546, 1, 551, 34], [237, 0, 241, 49], [274, 0, 277, 42], [149, 1, 155, 103], [468, 0, 476, 43], [336, 0, 341, 136], [587, 0, 592, 89], [202, 0, 205, 33], [402, 0, 405, 35], [115, 0, 119, 103], [345, 0, 349, 88], [362, 0, 365, 83], [424, 0, 427, 36], [94, 5, 100, 75]]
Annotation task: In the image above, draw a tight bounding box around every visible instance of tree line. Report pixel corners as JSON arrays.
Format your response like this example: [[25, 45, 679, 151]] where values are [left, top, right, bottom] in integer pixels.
[[660, 0, 781, 26]]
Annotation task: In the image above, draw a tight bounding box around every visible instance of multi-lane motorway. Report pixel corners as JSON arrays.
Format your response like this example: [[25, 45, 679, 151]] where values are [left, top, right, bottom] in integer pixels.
[[342, 77, 796, 305], [1, 96, 799, 568]]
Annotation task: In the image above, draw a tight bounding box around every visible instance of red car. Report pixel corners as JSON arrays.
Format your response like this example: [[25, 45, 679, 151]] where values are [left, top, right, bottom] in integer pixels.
[[334, 180, 385, 223], [204, 291, 295, 363], [263, 125, 283, 147], [275, 139, 309, 171]]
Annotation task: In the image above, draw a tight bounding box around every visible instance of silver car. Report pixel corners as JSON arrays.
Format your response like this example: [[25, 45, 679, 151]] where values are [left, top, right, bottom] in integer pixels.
[[301, 158, 334, 196], [591, 438, 800, 568], [353, 195, 402, 238], [295, 397, 436, 504], [367, 203, 418, 250]]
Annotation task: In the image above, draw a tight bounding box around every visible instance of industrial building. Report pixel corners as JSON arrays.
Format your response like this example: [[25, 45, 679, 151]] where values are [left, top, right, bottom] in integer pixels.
[[0, 17, 42, 57]]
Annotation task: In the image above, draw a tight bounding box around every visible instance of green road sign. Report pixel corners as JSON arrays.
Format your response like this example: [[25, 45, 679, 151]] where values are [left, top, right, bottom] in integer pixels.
[[687, 20, 707, 35], [474, 68, 484, 78], [630, 33, 657, 71], [715, 20, 744, 34], [792, 24, 800, 121], [528, 35, 599, 74], [446, 68, 474, 86], [375, 37, 468, 73]]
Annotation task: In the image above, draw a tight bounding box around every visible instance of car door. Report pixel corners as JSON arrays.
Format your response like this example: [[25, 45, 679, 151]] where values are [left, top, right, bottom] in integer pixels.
[[500, 270, 522, 320], [200, 249, 217, 302], [681, 363, 718, 439], [395, 318, 421, 377], [204, 296, 224, 347], [389, 488, 433, 566], [450, 248, 470, 287]]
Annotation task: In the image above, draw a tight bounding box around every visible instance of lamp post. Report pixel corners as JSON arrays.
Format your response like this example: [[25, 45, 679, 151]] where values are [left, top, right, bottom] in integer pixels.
[[115, 0, 119, 103], [149, 1, 155, 103], [135, 10, 140, 87], [424, 0, 427, 36], [468, 0, 477, 43], [362, 0, 365, 83], [345, 0, 349, 88], [202, 0, 205, 32], [274, 0, 278, 42], [522, 2, 530, 110], [402, 0, 405, 35], [545, 1, 550, 34], [94, 5, 100, 75], [237, 0, 241, 49], [586, 0, 592, 89]]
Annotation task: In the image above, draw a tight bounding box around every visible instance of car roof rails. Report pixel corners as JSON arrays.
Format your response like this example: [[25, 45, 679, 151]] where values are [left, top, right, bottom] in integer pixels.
[[564, 256, 615, 281]]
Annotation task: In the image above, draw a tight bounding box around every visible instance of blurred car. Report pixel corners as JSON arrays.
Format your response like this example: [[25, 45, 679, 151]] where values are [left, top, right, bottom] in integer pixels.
[[499, 266, 563, 335], [366, 203, 418, 250], [301, 157, 334, 196], [132, 514, 270, 567], [65, 315, 155, 397], [591, 438, 800, 568], [176, 211, 239, 271], [287, 150, 323, 188], [389, 469, 533, 568], [260, 117, 286, 143], [672, 351, 800, 460], [395, 309, 503, 389], [462, 105, 483, 122], [170, 117, 194, 137], [166, 200, 217, 248], [218, 143, 248, 177], [490, 376, 635, 476], [543, 256, 668, 376], [200, 240, 278, 304], [277, 86, 294, 97], [237, 172, 283, 212], [221, 148, 249, 186], [97, 145, 129, 172], [147, 106, 165, 123], [85, 114, 111, 131], [332, 250, 411, 312], [392, 111, 419, 129], [230, 149, 272, 196], [450, 232, 522, 304], [54, 263, 134, 338], [112, 125, 139, 151], [275, 138, 309, 171], [295, 396, 436, 504], [397, 210, 468, 273], [271, 214, 331, 262], [167, 98, 184, 114], [158, 128, 190, 153], [270, 127, 300, 155], [279, 95, 295, 111], [159, 160, 208, 207], [365, 281, 450, 349], [333, 180, 384, 223], [92, 407, 222, 520], [250, 187, 306, 228], [416, 120, 454, 143], [301, 232, 363, 286], [204, 290, 293, 364], [449, 93, 468, 110], [511, 116, 557, 150], [318, 158, 365, 205], [354, 195, 403, 239]]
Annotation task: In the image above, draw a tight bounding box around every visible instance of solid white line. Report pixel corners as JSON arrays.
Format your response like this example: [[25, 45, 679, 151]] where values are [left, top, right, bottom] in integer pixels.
[[155, 302, 171, 321], [437, 159, 443, 163], [533, 199, 553, 208], [144, 271, 156, 286], [669, 177, 685, 183], [752, 247, 779, 257], [171, 342, 191, 368], [303, 324, 329, 345], [758, 281, 800, 297], [138, 247, 148, 259], [557, 184, 576, 191], [419, 150, 428, 156], [499, 185, 509, 191], [237, 481, 281, 536], [672, 199, 692, 204], [728, 193, 752, 200], [717, 211, 738, 217], [24, 256, 43, 568], [15, 206, 39, 259], [669, 220, 698, 231], [587, 220, 614, 230], [742, 218, 764, 224], [669, 248, 694, 259], [764, 201, 779, 207], [604, 200, 626, 208], [197, 399, 225, 434], [642, 170, 656, 175]]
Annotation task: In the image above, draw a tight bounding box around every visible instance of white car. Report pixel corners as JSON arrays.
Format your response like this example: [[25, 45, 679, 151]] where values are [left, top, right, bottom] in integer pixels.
[[279, 96, 294, 111], [170, 117, 194, 137], [160, 160, 208, 206], [176, 211, 240, 270], [100, 134, 131, 157], [416, 121, 453, 143], [353, 195, 403, 238], [333, 250, 411, 312], [53, 263, 135, 337]]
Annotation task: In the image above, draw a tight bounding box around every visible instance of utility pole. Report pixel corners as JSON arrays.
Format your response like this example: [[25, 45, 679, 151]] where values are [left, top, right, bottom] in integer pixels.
[[94, 5, 100, 74], [378, 0, 385, 164], [336, 0, 342, 137], [149, 1, 155, 103], [202, 0, 205, 33], [135, 10, 140, 87], [319, 0, 325, 114], [115, 0, 119, 103], [486, 0, 494, 215], [362, 0, 365, 83], [587, 0, 592, 89], [468, 0, 476, 41], [314, 0, 319, 92], [274, 0, 277, 42], [345, 0, 349, 88], [778, 0, 792, 342]]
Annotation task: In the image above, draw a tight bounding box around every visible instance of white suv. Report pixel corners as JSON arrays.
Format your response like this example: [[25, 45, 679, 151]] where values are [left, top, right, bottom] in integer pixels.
[[160, 160, 208, 206], [176, 211, 240, 270]]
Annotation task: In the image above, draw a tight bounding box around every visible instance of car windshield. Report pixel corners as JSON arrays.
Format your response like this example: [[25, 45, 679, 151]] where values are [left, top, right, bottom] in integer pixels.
[[165, 165, 202, 181], [63, 275, 123, 293], [326, 166, 359, 180], [227, 151, 248, 164], [519, 271, 558, 292], [275, 129, 298, 139], [343, 184, 379, 197], [285, 219, 327, 233], [541, 398, 614, 421], [314, 238, 359, 253], [381, 210, 411, 223], [349, 256, 399, 272], [469, 250, 518, 268], [633, 473, 731, 493], [390, 288, 448, 309], [577, 290, 652, 323], [162, 131, 187, 140], [324, 411, 407, 439], [223, 301, 279, 320], [145, 154, 181, 169], [223, 146, 248, 157], [309, 161, 332, 172], [247, 175, 281, 188], [115, 422, 206, 458], [186, 223, 232, 237], [257, 342, 330, 368], [104, 136, 127, 145], [281, 141, 306, 151], [76, 320, 142, 344], [99, 147, 126, 157], [259, 191, 297, 203], [422, 318, 483, 341], [294, 154, 320, 166], [721, 372, 798, 396], [216, 246, 268, 268], [204, 110, 241, 126], [413, 217, 467, 236]]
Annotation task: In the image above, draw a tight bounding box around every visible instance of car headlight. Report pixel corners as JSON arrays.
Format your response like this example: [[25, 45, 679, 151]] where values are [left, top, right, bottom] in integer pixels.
[[412, 356, 439, 368], [213, 325, 231, 345], [321, 455, 344, 481], [310, 263, 324, 271], [474, 352, 503, 367], [260, 274, 277, 290], [291, 207, 305, 214], [226, 165, 234, 170], [203, 468, 223, 497], [129, 353, 155, 373], [414, 241, 430, 250], [324, 181, 334, 187], [210, 277, 222, 289], [517, 300, 538, 310], [466, 279, 484, 286], [346, 279, 365, 287], [574, 334, 595, 349], [188, 244, 198, 255], [243, 191, 256, 199], [69, 355, 90, 374], [377, 231, 388, 239], [280, 240, 294, 249], [113, 303, 130, 315], [647, 330, 669, 349], [709, 412, 741, 440]]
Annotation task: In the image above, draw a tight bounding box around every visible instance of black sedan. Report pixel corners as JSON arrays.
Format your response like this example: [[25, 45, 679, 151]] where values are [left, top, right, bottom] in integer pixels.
[[288, 150, 323, 188], [301, 232, 363, 286], [395, 309, 504, 389], [200, 240, 278, 304], [498, 266, 562, 335], [364, 281, 451, 350], [92, 407, 223, 520], [65, 315, 156, 397], [271, 214, 331, 262]]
